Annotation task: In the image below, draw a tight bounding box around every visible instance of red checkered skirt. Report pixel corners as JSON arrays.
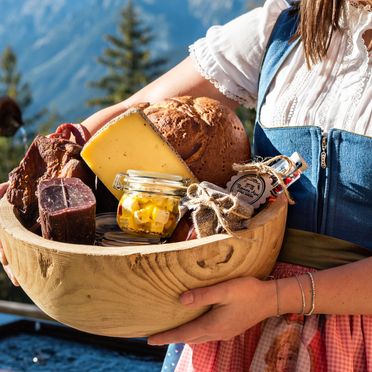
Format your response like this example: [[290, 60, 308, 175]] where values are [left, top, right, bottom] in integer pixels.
[[175, 262, 372, 372]]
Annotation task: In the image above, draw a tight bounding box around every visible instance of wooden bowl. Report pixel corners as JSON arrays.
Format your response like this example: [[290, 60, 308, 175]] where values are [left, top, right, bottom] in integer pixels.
[[0, 196, 287, 338]]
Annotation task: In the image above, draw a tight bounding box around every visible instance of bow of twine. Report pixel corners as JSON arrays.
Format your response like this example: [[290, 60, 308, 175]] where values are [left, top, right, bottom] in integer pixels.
[[233, 155, 297, 205], [185, 183, 253, 237]]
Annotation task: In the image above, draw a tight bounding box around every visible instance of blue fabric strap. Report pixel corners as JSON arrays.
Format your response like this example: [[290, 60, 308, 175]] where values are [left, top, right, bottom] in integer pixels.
[[253, 4, 372, 250], [257, 7, 300, 120], [161, 343, 185, 371]]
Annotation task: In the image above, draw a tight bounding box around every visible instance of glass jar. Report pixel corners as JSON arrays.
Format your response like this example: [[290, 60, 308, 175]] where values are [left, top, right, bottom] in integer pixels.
[[113, 170, 189, 238]]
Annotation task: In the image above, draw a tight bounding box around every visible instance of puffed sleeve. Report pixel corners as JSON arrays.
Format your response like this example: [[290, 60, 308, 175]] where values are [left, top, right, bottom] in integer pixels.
[[189, 0, 290, 108]]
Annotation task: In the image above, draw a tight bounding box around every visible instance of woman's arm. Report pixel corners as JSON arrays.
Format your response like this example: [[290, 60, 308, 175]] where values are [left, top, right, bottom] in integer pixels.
[[0, 56, 239, 286], [81, 56, 239, 136], [279, 257, 372, 315], [148, 257, 372, 345]]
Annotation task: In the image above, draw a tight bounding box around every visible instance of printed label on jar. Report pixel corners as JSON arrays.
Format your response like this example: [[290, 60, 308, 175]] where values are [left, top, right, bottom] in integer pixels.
[[226, 173, 273, 209]]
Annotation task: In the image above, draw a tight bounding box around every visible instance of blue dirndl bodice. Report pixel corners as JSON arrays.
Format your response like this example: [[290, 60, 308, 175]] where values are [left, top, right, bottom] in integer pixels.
[[254, 7, 372, 250]]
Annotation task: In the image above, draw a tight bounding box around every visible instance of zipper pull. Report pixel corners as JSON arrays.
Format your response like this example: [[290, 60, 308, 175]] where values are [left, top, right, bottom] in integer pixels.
[[321, 135, 327, 169]]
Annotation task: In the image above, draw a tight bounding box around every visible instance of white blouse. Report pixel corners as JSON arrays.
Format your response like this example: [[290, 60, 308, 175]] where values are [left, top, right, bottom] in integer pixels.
[[189, 0, 372, 136]]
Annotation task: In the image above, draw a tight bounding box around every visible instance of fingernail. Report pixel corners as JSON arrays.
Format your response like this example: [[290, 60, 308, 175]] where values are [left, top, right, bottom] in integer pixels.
[[148, 339, 163, 346], [180, 291, 194, 305]]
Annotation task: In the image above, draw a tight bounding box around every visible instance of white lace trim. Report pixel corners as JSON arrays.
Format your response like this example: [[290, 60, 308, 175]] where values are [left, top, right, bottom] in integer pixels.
[[342, 1, 372, 53], [339, 2, 372, 128], [189, 44, 256, 108], [271, 63, 318, 127], [188, 1, 371, 135], [317, 48, 349, 129], [348, 1, 372, 12], [266, 2, 371, 132]]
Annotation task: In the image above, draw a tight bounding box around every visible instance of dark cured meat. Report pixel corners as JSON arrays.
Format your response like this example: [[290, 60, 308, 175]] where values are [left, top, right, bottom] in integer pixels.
[[6, 135, 94, 228], [168, 212, 197, 243], [38, 178, 96, 244]]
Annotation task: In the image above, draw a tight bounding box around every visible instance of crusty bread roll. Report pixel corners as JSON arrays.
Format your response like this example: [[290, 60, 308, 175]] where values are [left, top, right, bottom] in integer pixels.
[[141, 96, 251, 186]]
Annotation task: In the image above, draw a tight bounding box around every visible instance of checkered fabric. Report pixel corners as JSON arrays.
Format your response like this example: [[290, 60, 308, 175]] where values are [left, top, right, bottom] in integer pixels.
[[175, 262, 372, 371]]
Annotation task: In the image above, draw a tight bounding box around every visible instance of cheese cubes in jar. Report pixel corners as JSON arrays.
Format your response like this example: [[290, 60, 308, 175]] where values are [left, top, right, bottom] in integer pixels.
[[113, 170, 189, 238], [118, 192, 179, 236]]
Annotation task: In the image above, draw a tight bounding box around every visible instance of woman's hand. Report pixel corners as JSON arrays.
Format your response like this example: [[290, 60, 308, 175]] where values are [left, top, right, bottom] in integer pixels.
[[148, 276, 276, 345], [0, 241, 19, 286], [0, 181, 19, 286], [0, 181, 8, 198]]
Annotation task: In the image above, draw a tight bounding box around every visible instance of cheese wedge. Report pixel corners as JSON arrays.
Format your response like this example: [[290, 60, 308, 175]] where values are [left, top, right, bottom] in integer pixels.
[[81, 109, 197, 199]]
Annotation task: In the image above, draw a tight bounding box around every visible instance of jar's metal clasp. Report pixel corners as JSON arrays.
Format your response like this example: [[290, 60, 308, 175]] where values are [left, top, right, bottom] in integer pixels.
[[113, 173, 128, 191]]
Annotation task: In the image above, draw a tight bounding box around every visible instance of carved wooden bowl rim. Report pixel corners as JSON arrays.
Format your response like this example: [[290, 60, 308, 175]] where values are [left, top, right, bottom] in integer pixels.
[[0, 195, 288, 337], [0, 195, 287, 256]]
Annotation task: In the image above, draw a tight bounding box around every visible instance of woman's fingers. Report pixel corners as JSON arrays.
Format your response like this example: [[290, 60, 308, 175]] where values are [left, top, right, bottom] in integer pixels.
[[180, 282, 230, 308], [0, 183, 10, 265], [148, 277, 268, 345], [0, 241, 19, 286], [0, 247, 8, 266], [149, 280, 244, 344], [0, 181, 20, 286], [148, 308, 218, 345], [0, 181, 9, 199], [3, 264, 19, 286], [0, 239, 8, 266], [148, 302, 235, 345]]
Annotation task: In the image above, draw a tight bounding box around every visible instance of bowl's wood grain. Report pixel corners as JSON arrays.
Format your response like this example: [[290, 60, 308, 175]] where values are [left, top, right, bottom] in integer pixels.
[[0, 196, 287, 337]]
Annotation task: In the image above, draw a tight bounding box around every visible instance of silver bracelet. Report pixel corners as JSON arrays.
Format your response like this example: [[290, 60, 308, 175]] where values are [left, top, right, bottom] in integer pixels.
[[304, 272, 316, 316], [295, 275, 306, 315], [275, 279, 281, 317]]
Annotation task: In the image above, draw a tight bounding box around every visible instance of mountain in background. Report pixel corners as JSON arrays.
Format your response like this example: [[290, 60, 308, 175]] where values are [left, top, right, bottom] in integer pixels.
[[0, 0, 260, 124]]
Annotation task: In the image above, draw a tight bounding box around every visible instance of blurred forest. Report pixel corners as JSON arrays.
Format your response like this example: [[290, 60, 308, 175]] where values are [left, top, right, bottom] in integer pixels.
[[0, 0, 256, 303]]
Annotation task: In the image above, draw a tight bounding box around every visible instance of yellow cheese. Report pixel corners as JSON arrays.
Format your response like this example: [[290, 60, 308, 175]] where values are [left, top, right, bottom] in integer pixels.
[[81, 109, 197, 199], [151, 207, 170, 224], [133, 208, 152, 224]]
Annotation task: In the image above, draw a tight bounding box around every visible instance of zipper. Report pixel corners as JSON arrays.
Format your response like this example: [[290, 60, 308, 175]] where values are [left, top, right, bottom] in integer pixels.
[[320, 136, 327, 169], [317, 134, 328, 232]]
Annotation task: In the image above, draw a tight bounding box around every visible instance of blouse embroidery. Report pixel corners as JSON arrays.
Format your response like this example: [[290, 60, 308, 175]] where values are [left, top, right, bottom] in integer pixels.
[[189, 42, 256, 108], [189, 0, 372, 136]]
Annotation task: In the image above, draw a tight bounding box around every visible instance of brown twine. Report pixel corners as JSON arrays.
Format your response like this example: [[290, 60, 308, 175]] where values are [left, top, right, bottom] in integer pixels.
[[186, 183, 252, 237], [232, 155, 297, 205]]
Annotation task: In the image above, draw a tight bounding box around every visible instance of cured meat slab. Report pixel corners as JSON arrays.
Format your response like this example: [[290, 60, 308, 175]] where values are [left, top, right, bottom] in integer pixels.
[[38, 178, 96, 244]]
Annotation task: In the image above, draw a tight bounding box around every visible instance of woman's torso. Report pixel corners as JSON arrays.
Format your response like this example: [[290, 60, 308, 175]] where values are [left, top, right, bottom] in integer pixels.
[[190, 0, 372, 248], [254, 4, 372, 249], [190, 0, 372, 136]]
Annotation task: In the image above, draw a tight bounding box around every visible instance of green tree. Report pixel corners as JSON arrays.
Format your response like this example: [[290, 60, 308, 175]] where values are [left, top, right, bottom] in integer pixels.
[[239, 0, 265, 145], [0, 47, 59, 182], [0, 137, 23, 182], [0, 47, 56, 303], [88, 0, 167, 107], [0, 46, 58, 133], [0, 47, 32, 110], [236, 106, 256, 144], [0, 47, 28, 182]]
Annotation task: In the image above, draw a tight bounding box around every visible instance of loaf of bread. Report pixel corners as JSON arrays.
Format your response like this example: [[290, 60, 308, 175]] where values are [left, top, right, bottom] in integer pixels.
[[141, 96, 251, 186]]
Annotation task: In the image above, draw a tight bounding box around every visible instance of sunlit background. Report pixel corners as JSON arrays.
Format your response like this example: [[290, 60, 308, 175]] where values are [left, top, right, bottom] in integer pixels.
[[0, 0, 263, 301], [0, 1, 264, 369]]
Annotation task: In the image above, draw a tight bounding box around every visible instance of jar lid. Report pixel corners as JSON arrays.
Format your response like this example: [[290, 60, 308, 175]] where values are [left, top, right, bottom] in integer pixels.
[[127, 169, 185, 182], [113, 170, 190, 196], [95, 212, 163, 246]]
